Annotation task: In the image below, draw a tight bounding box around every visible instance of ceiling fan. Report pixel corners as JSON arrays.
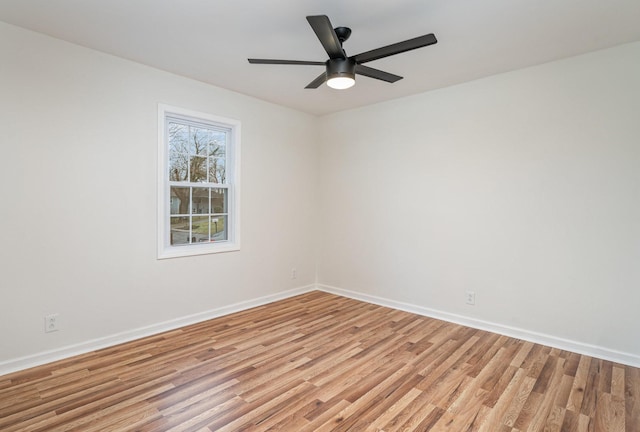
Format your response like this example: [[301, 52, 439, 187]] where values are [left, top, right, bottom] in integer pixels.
[[248, 15, 437, 90]]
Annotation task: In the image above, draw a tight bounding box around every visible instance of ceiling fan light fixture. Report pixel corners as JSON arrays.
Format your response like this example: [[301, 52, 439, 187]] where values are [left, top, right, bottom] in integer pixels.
[[326, 58, 356, 90], [327, 76, 355, 89]]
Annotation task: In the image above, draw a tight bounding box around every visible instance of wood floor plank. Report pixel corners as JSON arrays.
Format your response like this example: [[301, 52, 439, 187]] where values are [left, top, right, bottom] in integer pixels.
[[526, 356, 566, 431], [568, 354, 592, 413], [1, 291, 638, 431], [625, 365, 640, 432], [501, 375, 538, 428], [478, 367, 528, 431]]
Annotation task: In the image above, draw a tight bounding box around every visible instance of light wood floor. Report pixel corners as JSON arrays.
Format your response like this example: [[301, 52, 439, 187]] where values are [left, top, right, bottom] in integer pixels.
[[1, 291, 638, 431]]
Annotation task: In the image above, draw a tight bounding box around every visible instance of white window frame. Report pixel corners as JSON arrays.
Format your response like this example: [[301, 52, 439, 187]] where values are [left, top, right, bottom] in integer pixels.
[[157, 104, 241, 259]]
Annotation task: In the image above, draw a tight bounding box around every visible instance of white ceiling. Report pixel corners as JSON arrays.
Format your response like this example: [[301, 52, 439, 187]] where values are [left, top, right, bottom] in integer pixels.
[[2, 1, 640, 116]]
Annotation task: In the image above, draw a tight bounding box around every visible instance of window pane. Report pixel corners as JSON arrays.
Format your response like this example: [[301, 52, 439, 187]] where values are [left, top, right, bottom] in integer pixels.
[[170, 217, 190, 245], [210, 215, 227, 241], [192, 188, 209, 214], [168, 123, 189, 181], [208, 157, 226, 183], [192, 216, 210, 243], [169, 153, 188, 181], [170, 187, 190, 214], [210, 131, 226, 157], [190, 155, 207, 182], [210, 188, 227, 214], [168, 123, 189, 153], [191, 127, 212, 156]]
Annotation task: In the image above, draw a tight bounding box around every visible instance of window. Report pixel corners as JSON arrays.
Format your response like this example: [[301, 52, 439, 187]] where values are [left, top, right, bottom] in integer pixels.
[[158, 104, 240, 258]]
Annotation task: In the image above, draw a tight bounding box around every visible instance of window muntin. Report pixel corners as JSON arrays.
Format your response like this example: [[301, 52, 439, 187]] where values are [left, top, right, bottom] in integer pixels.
[[158, 105, 240, 258]]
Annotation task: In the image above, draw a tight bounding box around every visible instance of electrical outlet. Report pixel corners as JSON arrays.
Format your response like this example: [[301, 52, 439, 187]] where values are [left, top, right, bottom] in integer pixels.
[[291, 268, 297, 279], [45, 313, 59, 333], [465, 291, 476, 305]]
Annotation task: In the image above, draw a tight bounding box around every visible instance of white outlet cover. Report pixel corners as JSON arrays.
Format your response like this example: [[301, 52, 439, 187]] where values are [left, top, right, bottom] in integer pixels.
[[45, 313, 60, 332], [465, 291, 476, 305]]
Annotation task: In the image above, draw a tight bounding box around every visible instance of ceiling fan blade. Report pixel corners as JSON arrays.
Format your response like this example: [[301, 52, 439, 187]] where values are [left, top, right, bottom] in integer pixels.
[[248, 59, 325, 66], [305, 72, 327, 89], [353, 33, 437, 64], [306, 15, 346, 59], [355, 65, 403, 83]]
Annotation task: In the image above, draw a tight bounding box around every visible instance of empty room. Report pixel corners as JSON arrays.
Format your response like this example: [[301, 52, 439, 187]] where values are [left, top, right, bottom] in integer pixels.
[[1, 1, 639, 431]]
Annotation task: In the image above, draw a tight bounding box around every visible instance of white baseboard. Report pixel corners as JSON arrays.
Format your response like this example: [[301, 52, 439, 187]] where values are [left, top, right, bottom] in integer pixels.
[[318, 284, 640, 368], [0, 285, 316, 377], [3, 283, 638, 376]]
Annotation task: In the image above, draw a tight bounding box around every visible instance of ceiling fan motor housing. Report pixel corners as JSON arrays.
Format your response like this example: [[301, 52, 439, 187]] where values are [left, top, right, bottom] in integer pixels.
[[326, 58, 356, 80]]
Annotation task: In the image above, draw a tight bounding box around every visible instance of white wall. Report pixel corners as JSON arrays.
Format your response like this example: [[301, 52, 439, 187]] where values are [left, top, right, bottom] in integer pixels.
[[318, 41, 640, 363], [2, 20, 639, 372], [0, 22, 318, 370]]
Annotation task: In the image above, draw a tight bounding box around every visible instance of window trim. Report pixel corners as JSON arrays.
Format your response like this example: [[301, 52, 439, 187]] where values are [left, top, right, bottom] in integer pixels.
[[157, 104, 241, 259]]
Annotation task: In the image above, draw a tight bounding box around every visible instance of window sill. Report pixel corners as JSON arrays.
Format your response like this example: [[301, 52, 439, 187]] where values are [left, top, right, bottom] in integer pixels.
[[157, 242, 240, 259]]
